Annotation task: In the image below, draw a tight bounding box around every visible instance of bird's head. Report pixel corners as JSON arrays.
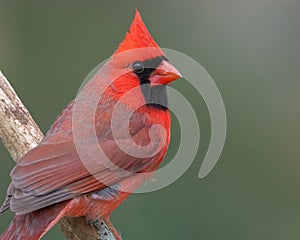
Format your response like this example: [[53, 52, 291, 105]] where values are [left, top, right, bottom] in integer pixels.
[[108, 10, 181, 110]]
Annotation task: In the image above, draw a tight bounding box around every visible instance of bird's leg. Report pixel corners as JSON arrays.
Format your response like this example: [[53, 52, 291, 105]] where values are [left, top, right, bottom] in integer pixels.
[[87, 217, 122, 240]]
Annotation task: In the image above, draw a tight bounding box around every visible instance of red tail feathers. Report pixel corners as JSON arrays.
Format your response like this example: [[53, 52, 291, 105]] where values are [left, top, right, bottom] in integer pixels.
[[0, 202, 68, 240]]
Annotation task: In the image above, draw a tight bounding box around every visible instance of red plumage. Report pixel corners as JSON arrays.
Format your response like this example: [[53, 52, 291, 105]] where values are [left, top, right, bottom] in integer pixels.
[[0, 10, 181, 240]]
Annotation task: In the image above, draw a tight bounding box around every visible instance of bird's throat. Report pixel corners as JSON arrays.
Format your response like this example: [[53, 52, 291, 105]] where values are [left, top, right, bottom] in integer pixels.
[[140, 84, 168, 111]]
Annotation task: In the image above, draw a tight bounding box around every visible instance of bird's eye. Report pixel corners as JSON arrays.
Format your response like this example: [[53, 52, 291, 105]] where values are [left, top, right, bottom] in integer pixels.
[[132, 61, 144, 73]]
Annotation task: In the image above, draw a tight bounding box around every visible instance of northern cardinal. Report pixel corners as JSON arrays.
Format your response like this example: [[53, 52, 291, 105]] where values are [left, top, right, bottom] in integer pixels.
[[0, 10, 181, 240]]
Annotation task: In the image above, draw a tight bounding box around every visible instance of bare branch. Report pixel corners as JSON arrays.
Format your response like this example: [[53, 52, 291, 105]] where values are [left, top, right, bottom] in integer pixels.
[[0, 71, 43, 160], [0, 71, 118, 240]]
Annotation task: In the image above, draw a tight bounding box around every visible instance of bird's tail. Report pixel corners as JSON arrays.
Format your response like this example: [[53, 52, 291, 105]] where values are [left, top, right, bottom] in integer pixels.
[[0, 202, 68, 240]]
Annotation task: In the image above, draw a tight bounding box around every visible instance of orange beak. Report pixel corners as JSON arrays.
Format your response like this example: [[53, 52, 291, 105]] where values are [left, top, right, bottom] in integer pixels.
[[149, 60, 182, 85]]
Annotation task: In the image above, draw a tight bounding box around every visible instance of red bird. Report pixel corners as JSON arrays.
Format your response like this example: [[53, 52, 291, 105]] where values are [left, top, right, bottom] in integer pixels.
[[0, 10, 181, 240]]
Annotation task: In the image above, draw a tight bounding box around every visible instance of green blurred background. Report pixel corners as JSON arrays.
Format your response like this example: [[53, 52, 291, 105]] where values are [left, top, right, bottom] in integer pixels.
[[0, 0, 299, 239]]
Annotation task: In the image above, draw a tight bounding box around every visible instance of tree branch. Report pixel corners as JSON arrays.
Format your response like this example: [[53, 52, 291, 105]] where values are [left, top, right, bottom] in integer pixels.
[[0, 71, 118, 240]]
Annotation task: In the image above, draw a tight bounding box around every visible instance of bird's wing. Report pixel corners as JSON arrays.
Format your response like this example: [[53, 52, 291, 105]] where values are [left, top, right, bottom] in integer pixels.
[[7, 124, 166, 215]]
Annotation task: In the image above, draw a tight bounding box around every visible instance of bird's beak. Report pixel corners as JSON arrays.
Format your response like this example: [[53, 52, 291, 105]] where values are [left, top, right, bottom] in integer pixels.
[[149, 60, 182, 86]]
